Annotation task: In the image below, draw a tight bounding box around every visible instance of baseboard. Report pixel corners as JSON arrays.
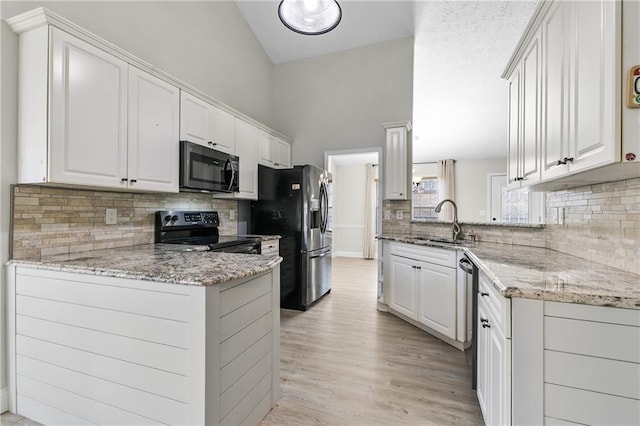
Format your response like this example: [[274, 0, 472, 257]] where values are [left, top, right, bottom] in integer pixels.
[[1, 387, 8, 413], [332, 251, 364, 258]]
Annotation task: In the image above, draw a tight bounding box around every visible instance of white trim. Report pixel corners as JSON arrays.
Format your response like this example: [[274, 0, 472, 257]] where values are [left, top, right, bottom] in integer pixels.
[[331, 224, 365, 229], [5, 7, 292, 144], [332, 251, 364, 259], [1, 387, 8, 413]]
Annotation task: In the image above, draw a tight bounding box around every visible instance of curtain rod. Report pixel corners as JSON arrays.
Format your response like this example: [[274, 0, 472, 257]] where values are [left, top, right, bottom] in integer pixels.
[[413, 160, 457, 165]]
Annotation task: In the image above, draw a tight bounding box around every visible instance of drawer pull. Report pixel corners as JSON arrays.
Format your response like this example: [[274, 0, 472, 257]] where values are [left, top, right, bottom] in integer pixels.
[[480, 318, 489, 323], [480, 292, 489, 297], [482, 323, 491, 329]]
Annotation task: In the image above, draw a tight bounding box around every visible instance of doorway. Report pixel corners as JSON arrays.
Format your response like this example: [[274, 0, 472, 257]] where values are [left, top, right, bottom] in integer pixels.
[[325, 149, 381, 259]]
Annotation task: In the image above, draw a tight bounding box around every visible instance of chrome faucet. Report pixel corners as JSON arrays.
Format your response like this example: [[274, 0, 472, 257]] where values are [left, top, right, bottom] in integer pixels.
[[434, 199, 461, 241]]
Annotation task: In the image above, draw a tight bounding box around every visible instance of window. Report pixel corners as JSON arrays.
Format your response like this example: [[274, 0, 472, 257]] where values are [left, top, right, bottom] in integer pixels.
[[501, 187, 545, 224], [412, 177, 439, 220]]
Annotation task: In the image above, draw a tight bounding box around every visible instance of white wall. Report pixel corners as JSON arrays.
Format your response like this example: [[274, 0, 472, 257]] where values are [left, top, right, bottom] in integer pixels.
[[273, 37, 414, 168], [332, 163, 367, 258], [455, 158, 506, 222], [0, 20, 18, 413], [0, 1, 275, 126]]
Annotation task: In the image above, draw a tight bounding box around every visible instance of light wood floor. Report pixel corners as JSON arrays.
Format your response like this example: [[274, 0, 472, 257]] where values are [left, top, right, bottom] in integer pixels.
[[1, 257, 483, 426], [260, 257, 483, 425]]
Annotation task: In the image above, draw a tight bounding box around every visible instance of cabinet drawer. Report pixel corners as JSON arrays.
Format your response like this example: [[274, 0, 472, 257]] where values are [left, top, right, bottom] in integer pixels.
[[389, 242, 456, 267], [261, 240, 279, 256], [478, 272, 511, 338]]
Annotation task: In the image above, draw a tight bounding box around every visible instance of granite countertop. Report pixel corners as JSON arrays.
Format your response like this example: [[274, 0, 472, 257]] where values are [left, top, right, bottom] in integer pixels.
[[380, 235, 640, 310], [238, 234, 281, 242], [7, 244, 282, 286]]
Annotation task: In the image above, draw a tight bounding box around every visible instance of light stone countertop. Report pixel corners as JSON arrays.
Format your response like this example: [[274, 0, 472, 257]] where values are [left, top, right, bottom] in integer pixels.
[[7, 244, 282, 286], [380, 235, 640, 310]]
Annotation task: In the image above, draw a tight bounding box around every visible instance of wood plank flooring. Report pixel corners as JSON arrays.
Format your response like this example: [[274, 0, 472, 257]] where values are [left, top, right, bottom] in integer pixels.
[[1, 257, 483, 425], [260, 257, 483, 425]]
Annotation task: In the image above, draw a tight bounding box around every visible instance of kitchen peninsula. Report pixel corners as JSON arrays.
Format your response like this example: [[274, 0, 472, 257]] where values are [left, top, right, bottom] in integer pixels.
[[380, 235, 640, 425], [5, 245, 282, 425]]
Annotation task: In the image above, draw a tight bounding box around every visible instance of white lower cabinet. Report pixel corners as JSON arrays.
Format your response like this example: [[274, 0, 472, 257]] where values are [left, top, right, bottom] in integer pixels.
[[477, 272, 511, 426], [386, 242, 460, 345], [6, 266, 281, 425], [511, 299, 640, 426], [389, 255, 419, 320], [417, 262, 457, 339]]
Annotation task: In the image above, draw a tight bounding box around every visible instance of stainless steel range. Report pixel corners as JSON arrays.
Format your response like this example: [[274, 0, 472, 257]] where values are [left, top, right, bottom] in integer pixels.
[[155, 210, 261, 253]]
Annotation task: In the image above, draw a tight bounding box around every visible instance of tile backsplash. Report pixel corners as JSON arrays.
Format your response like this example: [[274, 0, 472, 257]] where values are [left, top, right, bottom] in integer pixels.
[[11, 185, 238, 260], [383, 177, 640, 275]]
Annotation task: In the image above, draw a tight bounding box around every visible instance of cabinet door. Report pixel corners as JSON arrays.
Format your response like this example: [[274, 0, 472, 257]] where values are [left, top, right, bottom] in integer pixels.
[[210, 106, 236, 154], [489, 326, 511, 426], [477, 301, 490, 422], [507, 69, 521, 190], [521, 29, 542, 186], [258, 131, 275, 167], [388, 256, 418, 320], [274, 138, 291, 168], [180, 92, 210, 146], [541, 2, 571, 181], [417, 262, 456, 339], [384, 127, 408, 200], [234, 119, 258, 199], [49, 28, 128, 188], [569, 0, 620, 173], [127, 66, 179, 192]]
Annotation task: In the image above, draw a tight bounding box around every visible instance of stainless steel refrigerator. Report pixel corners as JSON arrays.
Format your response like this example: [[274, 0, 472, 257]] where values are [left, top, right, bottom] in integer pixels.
[[251, 165, 332, 311]]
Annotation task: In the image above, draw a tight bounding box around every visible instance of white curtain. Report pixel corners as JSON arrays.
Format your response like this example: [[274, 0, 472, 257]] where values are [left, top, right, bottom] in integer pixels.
[[363, 163, 377, 259], [438, 159, 455, 222]]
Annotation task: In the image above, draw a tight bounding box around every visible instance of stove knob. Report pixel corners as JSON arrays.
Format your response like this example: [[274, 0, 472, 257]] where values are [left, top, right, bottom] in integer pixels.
[[164, 215, 172, 222], [171, 215, 179, 222]]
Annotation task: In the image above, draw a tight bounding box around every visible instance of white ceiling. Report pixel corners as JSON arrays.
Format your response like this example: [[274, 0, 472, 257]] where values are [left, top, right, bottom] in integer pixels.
[[236, 0, 537, 162], [235, 1, 415, 64]]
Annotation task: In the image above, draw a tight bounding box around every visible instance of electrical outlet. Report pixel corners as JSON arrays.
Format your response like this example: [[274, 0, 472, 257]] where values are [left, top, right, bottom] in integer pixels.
[[396, 210, 403, 220], [383, 210, 391, 220], [105, 208, 117, 225], [229, 210, 236, 220]]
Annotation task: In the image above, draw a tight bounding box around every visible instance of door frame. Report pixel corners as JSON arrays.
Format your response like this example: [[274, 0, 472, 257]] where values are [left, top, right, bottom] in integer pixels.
[[324, 147, 383, 258]]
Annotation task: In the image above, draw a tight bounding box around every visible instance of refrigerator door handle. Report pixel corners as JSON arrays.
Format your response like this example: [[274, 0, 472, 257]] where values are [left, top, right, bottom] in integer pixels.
[[308, 251, 330, 259]]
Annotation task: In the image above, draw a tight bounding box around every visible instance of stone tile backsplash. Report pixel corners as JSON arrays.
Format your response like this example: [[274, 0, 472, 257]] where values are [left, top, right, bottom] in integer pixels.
[[383, 177, 640, 275], [11, 185, 238, 260]]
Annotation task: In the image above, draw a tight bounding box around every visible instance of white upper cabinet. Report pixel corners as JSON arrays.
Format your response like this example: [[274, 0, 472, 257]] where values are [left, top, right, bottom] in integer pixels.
[[127, 66, 180, 192], [383, 121, 412, 200], [258, 131, 292, 169], [179, 91, 235, 154], [503, 0, 632, 190], [234, 119, 259, 199], [569, 0, 619, 173], [14, 26, 179, 192], [541, 1, 571, 181], [8, 8, 295, 193], [275, 137, 292, 168], [49, 27, 128, 188], [506, 28, 542, 189]]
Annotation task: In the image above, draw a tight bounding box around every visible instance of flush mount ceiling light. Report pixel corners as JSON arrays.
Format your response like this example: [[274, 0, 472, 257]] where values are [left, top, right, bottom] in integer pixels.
[[278, 0, 342, 35]]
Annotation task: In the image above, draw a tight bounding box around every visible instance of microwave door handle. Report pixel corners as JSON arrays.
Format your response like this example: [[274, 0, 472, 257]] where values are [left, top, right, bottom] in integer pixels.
[[227, 159, 237, 192]]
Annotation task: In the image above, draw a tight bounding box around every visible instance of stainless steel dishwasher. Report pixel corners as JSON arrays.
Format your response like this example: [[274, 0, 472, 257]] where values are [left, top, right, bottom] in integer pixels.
[[458, 254, 478, 390]]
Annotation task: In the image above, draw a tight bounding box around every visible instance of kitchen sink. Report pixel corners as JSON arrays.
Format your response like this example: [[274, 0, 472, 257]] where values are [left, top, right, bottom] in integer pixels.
[[411, 236, 463, 245]]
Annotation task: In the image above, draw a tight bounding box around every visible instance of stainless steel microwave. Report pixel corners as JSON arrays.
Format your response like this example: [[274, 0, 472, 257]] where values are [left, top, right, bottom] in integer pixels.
[[179, 141, 239, 193]]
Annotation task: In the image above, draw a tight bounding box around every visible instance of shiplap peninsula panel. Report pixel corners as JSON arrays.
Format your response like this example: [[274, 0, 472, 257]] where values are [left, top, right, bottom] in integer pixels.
[[6, 265, 281, 425]]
